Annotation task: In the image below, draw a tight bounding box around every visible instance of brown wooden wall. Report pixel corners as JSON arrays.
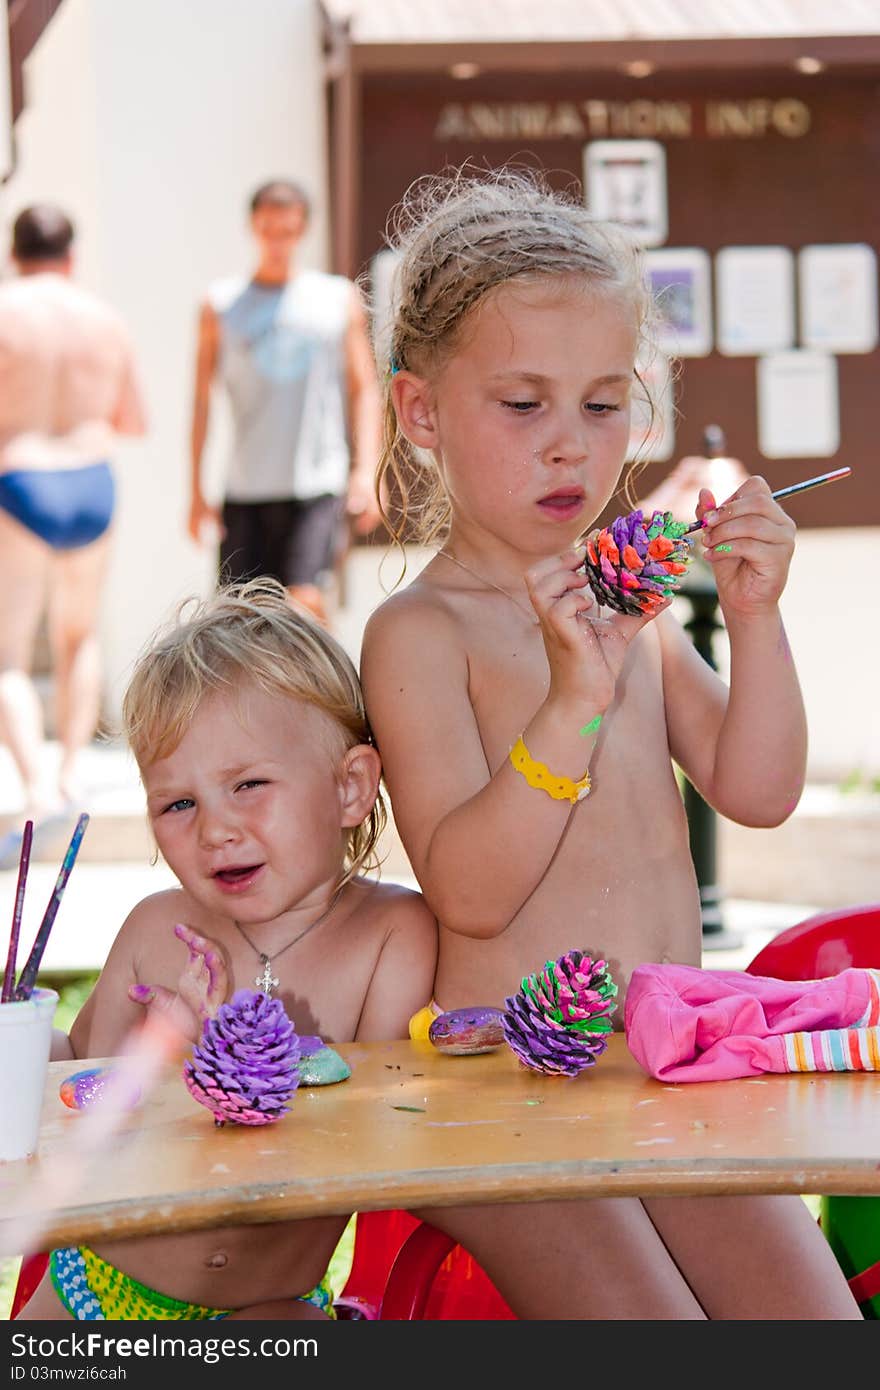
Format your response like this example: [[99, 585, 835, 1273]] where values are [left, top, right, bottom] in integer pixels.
[[353, 67, 880, 528]]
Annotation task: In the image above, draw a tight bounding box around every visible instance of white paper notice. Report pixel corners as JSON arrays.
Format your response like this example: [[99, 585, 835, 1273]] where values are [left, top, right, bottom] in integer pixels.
[[799, 243, 878, 353], [757, 351, 839, 459], [716, 246, 795, 355], [645, 248, 713, 357], [583, 140, 667, 248]]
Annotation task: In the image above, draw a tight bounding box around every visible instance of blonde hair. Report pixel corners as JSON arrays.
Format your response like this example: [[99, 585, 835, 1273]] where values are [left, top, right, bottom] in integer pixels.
[[375, 167, 659, 550], [122, 578, 386, 883]]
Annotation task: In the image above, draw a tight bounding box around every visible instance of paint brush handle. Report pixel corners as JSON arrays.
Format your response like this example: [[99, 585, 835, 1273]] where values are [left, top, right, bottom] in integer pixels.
[[1, 820, 34, 1004], [683, 467, 852, 534], [14, 813, 89, 1001]]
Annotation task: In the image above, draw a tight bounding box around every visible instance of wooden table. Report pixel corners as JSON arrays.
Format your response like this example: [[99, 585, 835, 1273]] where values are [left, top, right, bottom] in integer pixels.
[[3, 1036, 880, 1250]]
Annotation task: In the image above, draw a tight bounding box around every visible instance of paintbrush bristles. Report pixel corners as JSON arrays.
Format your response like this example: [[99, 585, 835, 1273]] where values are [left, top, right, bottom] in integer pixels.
[[1, 820, 34, 1004]]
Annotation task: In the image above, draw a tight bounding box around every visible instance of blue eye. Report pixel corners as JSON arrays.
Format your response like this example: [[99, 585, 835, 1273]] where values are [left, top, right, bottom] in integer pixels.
[[501, 400, 539, 412], [236, 779, 267, 792], [162, 798, 194, 815], [586, 402, 622, 414]]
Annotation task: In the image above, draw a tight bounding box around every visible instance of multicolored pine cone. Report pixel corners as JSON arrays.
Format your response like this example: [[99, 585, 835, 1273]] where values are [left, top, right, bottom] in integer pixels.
[[584, 508, 693, 616], [502, 951, 618, 1077], [183, 988, 300, 1127]]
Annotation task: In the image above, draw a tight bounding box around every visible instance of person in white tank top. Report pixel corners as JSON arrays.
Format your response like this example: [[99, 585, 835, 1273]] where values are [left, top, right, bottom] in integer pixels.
[[188, 180, 383, 626]]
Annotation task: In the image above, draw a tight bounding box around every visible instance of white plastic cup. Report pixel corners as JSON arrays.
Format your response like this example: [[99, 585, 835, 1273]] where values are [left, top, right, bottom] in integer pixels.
[[0, 987, 59, 1162]]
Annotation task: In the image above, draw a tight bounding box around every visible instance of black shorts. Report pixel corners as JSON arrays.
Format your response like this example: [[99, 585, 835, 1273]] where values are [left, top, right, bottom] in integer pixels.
[[219, 494, 345, 589]]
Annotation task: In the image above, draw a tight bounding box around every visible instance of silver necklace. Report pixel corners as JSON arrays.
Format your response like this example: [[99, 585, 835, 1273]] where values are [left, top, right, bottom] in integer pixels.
[[438, 550, 540, 626], [234, 890, 342, 996]]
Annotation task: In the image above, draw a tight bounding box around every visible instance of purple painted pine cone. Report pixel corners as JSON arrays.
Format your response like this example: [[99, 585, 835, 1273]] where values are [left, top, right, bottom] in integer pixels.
[[584, 508, 693, 616], [183, 988, 300, 1126], [502, 951, 618, 1077]]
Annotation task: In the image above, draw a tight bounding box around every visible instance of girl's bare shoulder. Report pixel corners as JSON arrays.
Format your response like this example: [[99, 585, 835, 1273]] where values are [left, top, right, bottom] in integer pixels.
[[361, 567, 470, 698], [120, 886, 200, 935], [363, 563, 466, 645], [342, 876, 435, 937]]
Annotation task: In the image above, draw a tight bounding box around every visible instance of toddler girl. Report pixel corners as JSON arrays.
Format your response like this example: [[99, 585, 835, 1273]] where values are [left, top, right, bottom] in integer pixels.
[[19, 579, 436, 1320]]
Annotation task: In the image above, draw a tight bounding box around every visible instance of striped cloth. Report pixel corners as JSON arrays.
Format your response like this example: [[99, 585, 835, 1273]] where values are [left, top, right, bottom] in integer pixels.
[[782, 969, 880, 1072]]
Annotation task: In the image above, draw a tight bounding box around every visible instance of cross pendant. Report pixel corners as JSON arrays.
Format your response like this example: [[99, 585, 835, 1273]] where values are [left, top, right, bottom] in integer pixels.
[[256, 954, 279, 996]]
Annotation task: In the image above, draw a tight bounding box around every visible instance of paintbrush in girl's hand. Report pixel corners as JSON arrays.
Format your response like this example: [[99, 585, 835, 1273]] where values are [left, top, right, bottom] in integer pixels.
[[1, 819, 34, 1004], [682, 467, 852, 534], [14, 813, 89, 1001]]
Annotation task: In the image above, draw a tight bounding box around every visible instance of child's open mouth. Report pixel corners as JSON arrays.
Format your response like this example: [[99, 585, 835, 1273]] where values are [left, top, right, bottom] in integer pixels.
[[212, 864, 264, 893], [538, 490, 584, 520]]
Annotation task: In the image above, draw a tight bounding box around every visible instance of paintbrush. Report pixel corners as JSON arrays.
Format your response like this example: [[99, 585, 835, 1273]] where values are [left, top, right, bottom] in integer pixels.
[[683, 467, 852, 534], [14, 813, 89, 1001], [1, 820, 34, 1004]]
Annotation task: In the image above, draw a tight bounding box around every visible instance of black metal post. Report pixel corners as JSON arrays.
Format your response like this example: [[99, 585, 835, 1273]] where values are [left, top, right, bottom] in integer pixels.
[[678, 425, 743, 950]]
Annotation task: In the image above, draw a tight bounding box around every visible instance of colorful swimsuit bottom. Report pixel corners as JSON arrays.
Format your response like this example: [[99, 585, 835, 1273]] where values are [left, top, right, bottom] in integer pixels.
[[0, 462, 115, 549], [50, 1246, 335, 1320]]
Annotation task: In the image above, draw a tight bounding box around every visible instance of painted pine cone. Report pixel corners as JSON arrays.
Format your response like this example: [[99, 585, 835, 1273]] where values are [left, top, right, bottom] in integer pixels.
[[584, 508, 693, 616], [502, 951, 618, 1077], [183, 988, 301, 1126]]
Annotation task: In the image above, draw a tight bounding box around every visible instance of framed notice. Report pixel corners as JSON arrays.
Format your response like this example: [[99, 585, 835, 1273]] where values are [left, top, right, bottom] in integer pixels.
[[716, 246, 795, 356], [627, 350, 675, 463], [799, 243, 878, 354], [645, 248, 713, 357], [583, 140, 667, 248], [756, 351, 839, 459]]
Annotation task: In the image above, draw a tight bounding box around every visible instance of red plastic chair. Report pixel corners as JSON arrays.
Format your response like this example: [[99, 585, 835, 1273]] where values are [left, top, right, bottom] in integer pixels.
[[381, 1222, 515, 1319], [747, 902, 880, 980], [334, 1209, 420, 1318], [746, 902, 880, 1319], [9, 1252, 48, 1319]]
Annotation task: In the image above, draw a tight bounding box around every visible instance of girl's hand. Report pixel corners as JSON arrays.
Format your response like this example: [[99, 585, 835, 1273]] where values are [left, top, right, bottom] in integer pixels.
[[525, 547, 669, 710], [697, 477, 795, 617], [128, 925, 228, 1045]]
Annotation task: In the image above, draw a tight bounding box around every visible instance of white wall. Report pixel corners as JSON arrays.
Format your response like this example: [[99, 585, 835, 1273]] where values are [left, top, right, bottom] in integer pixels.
[[0, 0, 329, 723]]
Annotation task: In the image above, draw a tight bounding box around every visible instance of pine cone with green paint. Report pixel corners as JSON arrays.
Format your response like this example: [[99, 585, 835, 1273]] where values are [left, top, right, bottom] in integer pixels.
[[502, 952, 617, 1076]]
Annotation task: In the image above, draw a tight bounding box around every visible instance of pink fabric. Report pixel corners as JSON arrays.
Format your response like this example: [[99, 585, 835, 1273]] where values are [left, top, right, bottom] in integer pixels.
[[624, 963, 876, 1081]]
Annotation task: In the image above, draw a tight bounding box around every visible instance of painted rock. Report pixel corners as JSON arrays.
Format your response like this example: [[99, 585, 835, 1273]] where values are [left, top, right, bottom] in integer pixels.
[[428, 1006, 506, 1055], [59, 1067, 141, 1111], [297, 1044, 351, 1086]]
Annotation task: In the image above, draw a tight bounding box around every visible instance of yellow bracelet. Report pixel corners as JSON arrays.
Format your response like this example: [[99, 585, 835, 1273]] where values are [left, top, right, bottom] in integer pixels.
[[509, 735, 591, 804]]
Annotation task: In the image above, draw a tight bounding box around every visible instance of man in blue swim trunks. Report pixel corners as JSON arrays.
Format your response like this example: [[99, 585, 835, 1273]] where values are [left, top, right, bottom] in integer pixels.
[[187, 179, 383, 627], [0, 205, 147, 858]]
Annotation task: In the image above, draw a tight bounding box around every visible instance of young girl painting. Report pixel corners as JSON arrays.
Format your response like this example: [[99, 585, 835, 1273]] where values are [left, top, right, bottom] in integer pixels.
[[360, 170, 859, 1319]]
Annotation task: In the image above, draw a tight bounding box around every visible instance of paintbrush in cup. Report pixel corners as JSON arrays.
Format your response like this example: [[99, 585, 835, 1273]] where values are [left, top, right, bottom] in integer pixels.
[[1, 820, 34, 1004], [14, 813, 89, 1001]]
